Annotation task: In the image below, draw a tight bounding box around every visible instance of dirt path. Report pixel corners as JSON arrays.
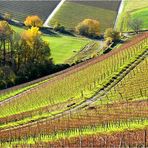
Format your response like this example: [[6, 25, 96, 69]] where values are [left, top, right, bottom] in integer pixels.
[[43, 0, 66, 27], [114, 0, 124, 29]]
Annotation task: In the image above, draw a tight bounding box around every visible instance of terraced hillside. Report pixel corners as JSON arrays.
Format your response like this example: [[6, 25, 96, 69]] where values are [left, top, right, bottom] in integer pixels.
[[0, 33, 148, 147], [116, 0, 148, 32], [0, 1, 60, 22], [50, 0, 121, 32]]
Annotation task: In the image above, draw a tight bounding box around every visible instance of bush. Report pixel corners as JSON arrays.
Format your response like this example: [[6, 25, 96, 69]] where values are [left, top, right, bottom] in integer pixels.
[[104, 28, 120, 41], [53, 22, 65, 33], [75, 19, 100, 38], [105, 37, 113, 46], [24, 15, 43, 27], [4, 12, 12, 20], [0, 66, 16, 89]]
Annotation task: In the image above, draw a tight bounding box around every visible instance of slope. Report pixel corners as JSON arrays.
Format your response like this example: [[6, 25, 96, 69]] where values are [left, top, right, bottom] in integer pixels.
[[49, 1, 119, 33]]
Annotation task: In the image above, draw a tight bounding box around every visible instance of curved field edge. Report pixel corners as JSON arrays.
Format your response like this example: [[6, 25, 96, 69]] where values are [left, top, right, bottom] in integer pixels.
[[0, 79, 50, 102], [0, 25, 90, 101], [0, 42, 148, 130], [1, 118, 148, 146]]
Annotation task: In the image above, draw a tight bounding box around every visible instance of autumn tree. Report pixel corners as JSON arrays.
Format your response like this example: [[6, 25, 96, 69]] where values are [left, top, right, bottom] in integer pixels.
[[75, 19, 100, 38], [0, 21, 13, 65], [20, 27, 50, 63], [104, 28, 120, 42], [14, 26, 52, 79], [128, 18, 143, 34], [0, 22, 54, 89], [24, 15, 43, 27]]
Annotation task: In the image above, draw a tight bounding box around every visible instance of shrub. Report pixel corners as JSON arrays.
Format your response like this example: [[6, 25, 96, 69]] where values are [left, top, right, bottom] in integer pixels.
[[4, 12, 12, 20], [105, 37, 113, 46], [104, 28, 120, 41], [53, 22, 65, 33], [75, 19, 100, 38], [0, 66, 16, 89], [24, 15, 43, 27]]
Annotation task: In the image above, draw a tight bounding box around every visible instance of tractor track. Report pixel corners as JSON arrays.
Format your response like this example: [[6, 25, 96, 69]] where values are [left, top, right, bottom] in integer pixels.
[[1, 47, 148, 132]]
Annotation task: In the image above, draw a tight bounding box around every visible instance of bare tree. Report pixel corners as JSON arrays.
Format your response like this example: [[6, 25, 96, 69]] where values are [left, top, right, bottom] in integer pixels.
[[128, 18, 143, 34]]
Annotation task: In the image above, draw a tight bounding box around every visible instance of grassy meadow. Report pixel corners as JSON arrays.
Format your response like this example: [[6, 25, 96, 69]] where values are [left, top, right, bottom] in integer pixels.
[[11, 25, 90, 64]]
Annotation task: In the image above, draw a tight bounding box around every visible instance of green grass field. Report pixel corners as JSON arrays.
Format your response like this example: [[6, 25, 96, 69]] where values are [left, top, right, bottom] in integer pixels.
[[131, 8, 148, 30], [43, 35, 90, 64], [116, 0, 148, 32], [50, 2, 117, 33], [11, 25, 90, 64]]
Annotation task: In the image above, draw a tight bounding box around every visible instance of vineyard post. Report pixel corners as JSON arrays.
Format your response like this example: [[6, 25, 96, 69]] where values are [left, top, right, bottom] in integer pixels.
[[144, 129, 147, 148], [79, 135, 82, 148]]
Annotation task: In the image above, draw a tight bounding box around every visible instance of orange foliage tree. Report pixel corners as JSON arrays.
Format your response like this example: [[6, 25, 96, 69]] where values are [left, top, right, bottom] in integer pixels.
[[24, 15, 43, 27], [20, 27, 50, 64], [21, 26, 41, 48], [75, 19, 100, 37]]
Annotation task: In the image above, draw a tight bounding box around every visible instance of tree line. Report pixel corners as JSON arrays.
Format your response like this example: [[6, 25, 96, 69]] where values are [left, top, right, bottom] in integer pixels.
[[0, 16, 54, 89]]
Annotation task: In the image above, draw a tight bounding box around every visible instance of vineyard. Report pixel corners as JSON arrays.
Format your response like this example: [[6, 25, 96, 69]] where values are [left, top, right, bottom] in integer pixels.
[[49, 0, 120, 32], [0, 1, 60, 22], [0, 32, 148, 147]]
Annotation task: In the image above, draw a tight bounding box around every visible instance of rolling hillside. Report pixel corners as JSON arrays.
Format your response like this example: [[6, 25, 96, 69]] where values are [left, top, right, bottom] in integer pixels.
[[49, 0, 121, 32], [0, 1, 148, 147], [0, 33, 148, 147]]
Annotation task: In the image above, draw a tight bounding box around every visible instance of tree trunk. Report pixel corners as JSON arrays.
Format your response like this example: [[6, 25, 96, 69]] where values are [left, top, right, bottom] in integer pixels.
[[3, 40, 6, 65]]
